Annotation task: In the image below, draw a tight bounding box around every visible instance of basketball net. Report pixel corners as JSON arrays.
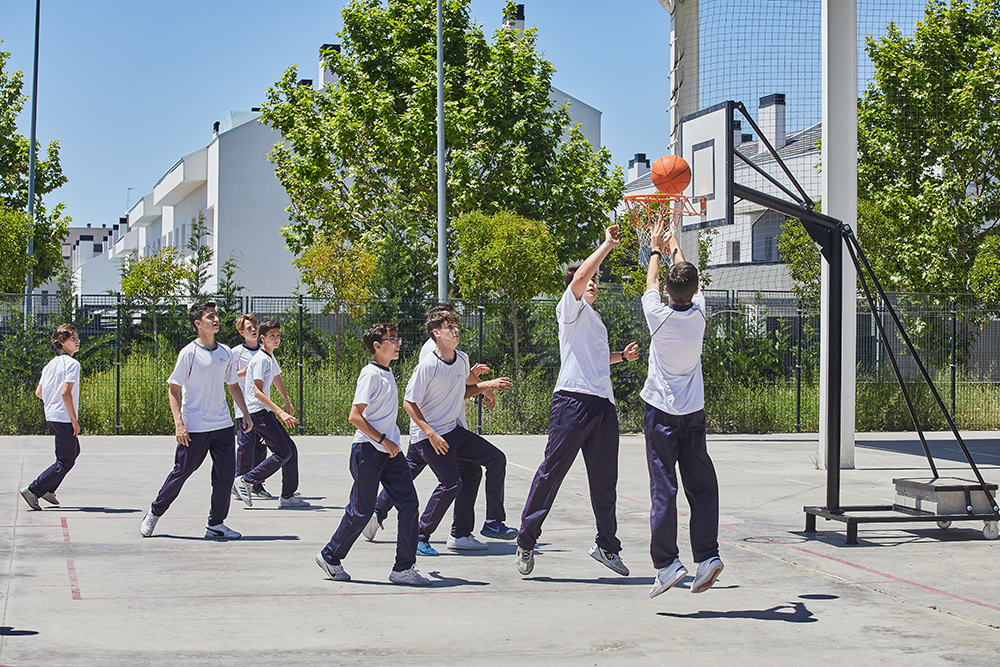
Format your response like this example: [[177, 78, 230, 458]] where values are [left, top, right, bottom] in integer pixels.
[[622, 193, 706, 266]]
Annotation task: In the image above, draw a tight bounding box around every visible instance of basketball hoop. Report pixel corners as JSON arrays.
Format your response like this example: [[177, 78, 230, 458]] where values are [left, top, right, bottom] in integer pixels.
[[622, 192, 706, 266]]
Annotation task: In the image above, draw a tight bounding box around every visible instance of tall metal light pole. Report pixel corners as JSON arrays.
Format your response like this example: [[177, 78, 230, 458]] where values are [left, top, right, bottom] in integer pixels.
[[436, 0, 447, 301], [25, 0, 42, 301]]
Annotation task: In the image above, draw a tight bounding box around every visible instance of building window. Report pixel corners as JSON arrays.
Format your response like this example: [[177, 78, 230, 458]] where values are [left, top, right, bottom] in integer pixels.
[[764, 237, 773, 261], [731, 240, 741, 264], [752, 210, 784, 263]]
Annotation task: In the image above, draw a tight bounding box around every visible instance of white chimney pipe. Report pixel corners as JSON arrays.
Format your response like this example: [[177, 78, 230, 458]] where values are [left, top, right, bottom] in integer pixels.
[[758, 93, 786, 151]]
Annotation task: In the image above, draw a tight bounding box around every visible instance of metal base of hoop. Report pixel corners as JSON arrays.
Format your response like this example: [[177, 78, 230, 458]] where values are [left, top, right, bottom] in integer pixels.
[[623, 193, 706, 266]]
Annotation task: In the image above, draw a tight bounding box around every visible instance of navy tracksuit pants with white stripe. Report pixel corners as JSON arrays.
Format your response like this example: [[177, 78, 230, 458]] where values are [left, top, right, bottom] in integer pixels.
[[243, 410, 298, 499]]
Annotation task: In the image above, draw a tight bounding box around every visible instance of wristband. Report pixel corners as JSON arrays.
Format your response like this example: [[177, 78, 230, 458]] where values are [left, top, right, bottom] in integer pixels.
[[649, 250, 661, 258], [378, 433, 386, 444]]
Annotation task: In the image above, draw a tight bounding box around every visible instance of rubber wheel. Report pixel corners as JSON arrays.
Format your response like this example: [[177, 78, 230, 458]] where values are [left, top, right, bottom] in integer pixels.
[[936, 520, 952, 530], [984, 521, 999, 540]]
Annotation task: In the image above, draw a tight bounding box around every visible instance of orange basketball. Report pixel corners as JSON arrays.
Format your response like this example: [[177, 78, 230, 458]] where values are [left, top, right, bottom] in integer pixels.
[[651, 155, 691, 195]]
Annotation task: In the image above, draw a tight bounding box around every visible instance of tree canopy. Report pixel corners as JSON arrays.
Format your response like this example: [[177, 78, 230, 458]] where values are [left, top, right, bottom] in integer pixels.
[[260, 0, 623, 299], [120, 248, 193, 359]]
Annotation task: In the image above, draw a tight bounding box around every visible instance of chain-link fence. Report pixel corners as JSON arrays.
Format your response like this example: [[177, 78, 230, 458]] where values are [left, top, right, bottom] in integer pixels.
[[2, 291, 997, 436]]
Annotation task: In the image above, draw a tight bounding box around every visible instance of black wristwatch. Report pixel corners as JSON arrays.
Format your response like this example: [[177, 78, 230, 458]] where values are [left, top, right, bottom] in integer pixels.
[[649, 250, 661, 258], [378, 433, 386, 444]]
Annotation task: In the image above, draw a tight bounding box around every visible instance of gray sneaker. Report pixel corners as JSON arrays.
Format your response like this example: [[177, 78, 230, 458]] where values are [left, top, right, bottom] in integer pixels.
[[589, 544, 629, 576], [316, 554, 350, 581], [205, 523, 241, 539], [516, 547, 534, 575], [690, 557, 724, 594], [234, 477, 253, 507], [279, 495, 310, 508], [19, 487, 42, 511], [140, 509, 160, 537], [40, 492, 59, 506], [362, 514, 383, 542], [389, 567, 432, 586], [447, 534, 488, 551]]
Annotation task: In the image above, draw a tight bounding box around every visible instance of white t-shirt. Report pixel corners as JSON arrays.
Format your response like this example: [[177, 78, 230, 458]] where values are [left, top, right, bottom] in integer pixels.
[[420, 337, 469, 429], [352, 361, 400, 454], [244, 349, 282, 414], [553, 285, 615, 403], [231, 342, 261, 419], [640, 290, 707, 415], [39, 354, 81, 423], [167, 340, 239, 433], [405, 348, 470, 443]]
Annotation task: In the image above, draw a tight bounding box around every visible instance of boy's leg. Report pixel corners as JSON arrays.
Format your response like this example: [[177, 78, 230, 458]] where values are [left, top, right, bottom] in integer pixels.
[[277, 432, 300, 499], [579, 397, 622, 554], [150, 432, 213, 517], [28, 422, 81, 496], [453, 455, 483, 537], [373, 442, 426, 524], [453, 427, 506, 536], [235, 424, 255, 478], [517, 392, 588, 551], [675, 410, 720, 563], [643, 403, 683, 569], [206, 426, 237, 526], [379, 452, 421, 572], [243, 411, 293, 486], [321, 442, 388, 564], [412, 438, 463, 542]]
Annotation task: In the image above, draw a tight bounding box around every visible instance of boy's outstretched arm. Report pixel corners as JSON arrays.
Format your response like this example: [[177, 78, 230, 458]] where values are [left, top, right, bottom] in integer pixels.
[[571, 225, 621, 300]]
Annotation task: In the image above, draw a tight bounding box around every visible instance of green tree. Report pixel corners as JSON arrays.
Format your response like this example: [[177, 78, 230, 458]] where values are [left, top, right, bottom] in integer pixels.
[[260, 0, 623, 298], [453, 210, 561, 375], [1, 46, 70, 291], [969, 234, 1000, 305], [857, 0, 1000, 295], [216, 251, 246, 340], [185, 210, 213, 301], [120, 248, 193, 360]]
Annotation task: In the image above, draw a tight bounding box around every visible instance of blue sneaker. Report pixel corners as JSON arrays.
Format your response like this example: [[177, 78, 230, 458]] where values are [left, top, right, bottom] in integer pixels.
[[417, 541, 439, 556], [480, 521, 518, 540]]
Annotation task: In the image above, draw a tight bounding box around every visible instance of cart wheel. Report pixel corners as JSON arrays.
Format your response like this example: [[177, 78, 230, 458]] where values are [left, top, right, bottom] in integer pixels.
[[984, 521, 999, 541], [936, 520, 952, 530]]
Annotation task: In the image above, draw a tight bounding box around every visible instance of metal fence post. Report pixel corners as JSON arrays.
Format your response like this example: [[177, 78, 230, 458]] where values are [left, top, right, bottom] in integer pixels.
[[950, 299, 957, 418], [477, 295, 484, 435], [116, 292, 122, 434], [298, 295, 304, 435], [796, 304, 802, 433]]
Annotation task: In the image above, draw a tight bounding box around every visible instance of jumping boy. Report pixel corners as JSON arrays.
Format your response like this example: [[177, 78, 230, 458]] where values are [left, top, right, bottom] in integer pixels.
[[516, 224, 639, 577], [230, 314, 272, 500], [402, 309, 512, 555], [316, 323, 430, 586], [234, 320, 308, 508], [20, 324, 82, 511], [642, 224, 723, 597], [140, 302, 252, 539], [365, 303, 515, 545]]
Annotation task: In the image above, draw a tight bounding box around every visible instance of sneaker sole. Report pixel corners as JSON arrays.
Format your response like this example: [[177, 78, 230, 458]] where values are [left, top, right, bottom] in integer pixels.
[[649, 568, 688, 598], [205, 529, 241, 539], [315, 554, 350, 581], [19, 489, 42, 511], [691, 562, 724, 594], [589, 549, 629, 576], [481, 530, 518, 540]]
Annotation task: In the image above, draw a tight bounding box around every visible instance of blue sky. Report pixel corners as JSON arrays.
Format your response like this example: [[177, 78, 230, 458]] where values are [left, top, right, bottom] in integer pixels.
[[1, 0, 670, 228]]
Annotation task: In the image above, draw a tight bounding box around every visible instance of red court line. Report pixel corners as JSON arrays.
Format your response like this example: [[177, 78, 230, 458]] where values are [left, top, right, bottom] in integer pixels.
[[61, 517, 70, 542], [66, 559, 82, 600]]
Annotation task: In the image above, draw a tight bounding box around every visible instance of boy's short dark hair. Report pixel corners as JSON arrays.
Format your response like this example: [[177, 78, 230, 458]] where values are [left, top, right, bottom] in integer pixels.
[[51, 324, 77, 351], [426, 302, 454, 317], [259, 319, 281, 338], [425, 310, 461, 339], [188, 301, 217, 328], [564, 265, 580, 287], [665, 261, 699, 304], [363, 323, 397, 354]]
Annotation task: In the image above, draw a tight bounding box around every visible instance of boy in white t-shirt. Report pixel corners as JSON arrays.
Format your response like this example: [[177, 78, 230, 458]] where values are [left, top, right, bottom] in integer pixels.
[[140, 302, 253, 539], [234, 320, 308, 508], [20, 325, 82, 511], [642, 225, 722, 598], [230, 314, 272, 500], [403, 309, 512, 555], [316, 323, 430, 586], [516, 225, 640, 577]]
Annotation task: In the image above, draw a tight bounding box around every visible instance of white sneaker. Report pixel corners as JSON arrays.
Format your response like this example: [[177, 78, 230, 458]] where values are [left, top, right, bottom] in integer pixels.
[[589, 544, 629, 576], [447, 534, 488, 551], [316, 553, 350, 581], [19, 487, 42, 511], [205, 523, 241, 539], [389, 567, 432, 586], [231, 485, 242, 501], [234, 476, 253, 507], [516, 547, 534, 575], [279, 495, 310, 508], [139, 509, 160, 537], [41, 492, 59, 505], [362, 514, 383, 542], [649, 559, 688, 598], [691, 557, 724, 594]]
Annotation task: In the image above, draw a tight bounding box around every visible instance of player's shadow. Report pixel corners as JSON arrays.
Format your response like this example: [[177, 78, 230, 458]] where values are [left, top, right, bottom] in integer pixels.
[[529, 576, 655, 587], [0, 626, 39, 636], [658, 601, 817, 623], [424, 571, 490, 588], [148, 534, 300, 541], [56, 507, 140, 514]]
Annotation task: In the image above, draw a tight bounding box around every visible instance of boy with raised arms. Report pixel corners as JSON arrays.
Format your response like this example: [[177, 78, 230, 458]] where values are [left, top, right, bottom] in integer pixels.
[[140, 302, 252, 539], [316, 323, 430, 586]]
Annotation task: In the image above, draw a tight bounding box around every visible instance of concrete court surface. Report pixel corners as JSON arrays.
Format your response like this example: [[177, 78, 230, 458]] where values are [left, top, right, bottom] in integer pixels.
[[2, 431, 998, 666]]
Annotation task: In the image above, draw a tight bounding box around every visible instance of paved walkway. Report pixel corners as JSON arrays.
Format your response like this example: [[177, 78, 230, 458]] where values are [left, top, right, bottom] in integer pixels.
[[2, 431, 998, 666]]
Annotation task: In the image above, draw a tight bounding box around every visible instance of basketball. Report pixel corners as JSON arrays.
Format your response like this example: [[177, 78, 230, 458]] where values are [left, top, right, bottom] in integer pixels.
[[651, 155, 691, 195]]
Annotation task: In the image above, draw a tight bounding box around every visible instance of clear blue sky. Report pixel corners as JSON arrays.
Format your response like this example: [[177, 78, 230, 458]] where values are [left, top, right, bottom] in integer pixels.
[[1, 0, 670, 228]]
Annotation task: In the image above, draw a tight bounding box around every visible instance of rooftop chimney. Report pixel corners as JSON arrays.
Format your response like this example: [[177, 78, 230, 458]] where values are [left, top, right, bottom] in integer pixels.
[[298, 79, 314, 88], [213, 121, 220, 136], [628, 153, 650, 182], [758, 93, 786, 152], [733, 120, 743, 147], [319, 44, 341, 88], [504, 4, 525, 31]]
